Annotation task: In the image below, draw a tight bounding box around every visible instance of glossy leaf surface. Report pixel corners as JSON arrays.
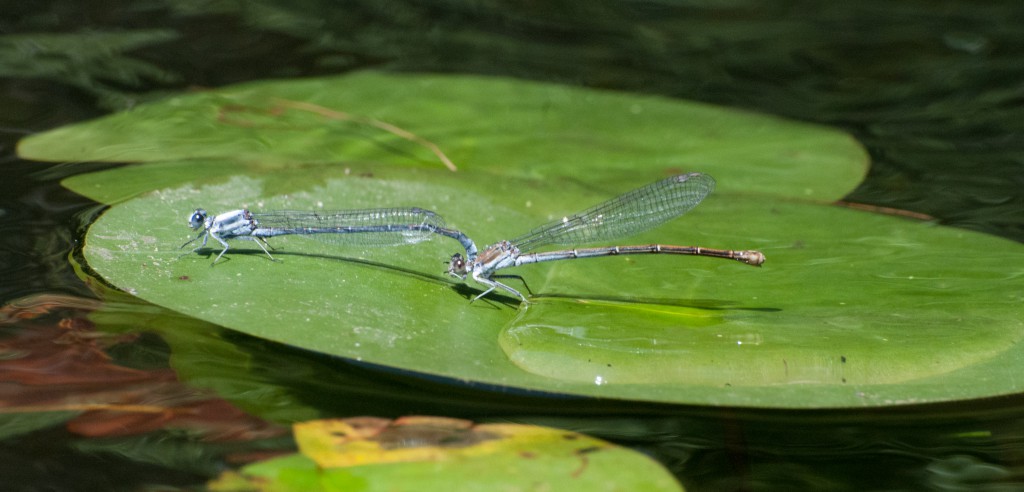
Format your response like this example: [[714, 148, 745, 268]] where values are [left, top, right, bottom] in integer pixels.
[[20, 72, 1024, 408]]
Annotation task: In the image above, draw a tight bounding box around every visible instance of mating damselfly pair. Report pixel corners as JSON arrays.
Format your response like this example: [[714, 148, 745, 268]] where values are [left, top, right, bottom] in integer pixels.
[[181, 173, 765, 302]]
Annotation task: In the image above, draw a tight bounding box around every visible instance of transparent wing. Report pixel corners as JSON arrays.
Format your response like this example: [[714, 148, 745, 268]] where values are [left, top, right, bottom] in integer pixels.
[[252, 207, 447, 246], [511, 173, 715, 252]]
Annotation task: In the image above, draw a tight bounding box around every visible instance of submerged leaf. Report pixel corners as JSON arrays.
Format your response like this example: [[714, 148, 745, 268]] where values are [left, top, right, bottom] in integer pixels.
[[0, 293, 285, 442]]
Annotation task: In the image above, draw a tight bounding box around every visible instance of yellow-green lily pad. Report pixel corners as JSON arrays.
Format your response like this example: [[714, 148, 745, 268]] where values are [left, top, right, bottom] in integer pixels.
[[207, 416, 684, 492]]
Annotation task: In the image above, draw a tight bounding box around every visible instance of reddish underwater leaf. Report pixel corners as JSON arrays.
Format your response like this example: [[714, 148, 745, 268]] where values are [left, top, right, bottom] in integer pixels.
[[0, 294, 285, 443]]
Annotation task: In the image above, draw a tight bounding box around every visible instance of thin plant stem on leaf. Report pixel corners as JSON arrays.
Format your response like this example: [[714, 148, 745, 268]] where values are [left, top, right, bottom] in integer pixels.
[[273, 98, 458, 172]]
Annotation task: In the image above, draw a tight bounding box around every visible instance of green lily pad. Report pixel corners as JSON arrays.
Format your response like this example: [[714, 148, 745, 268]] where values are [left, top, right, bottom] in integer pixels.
[[207, 416, 684, 492], [18, 72, 1024, 408], [19, 71, 864, 203], [72, 164, 1024, 407]]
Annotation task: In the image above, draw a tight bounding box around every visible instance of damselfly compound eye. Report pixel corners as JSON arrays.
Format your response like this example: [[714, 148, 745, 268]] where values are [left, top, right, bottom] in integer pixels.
[[189, 209, 208, 229]]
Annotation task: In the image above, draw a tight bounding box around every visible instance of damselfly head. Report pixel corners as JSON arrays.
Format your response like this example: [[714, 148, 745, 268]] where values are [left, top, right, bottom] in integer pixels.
[[188, 209, 208, 230], [446, 253, 468, 278]]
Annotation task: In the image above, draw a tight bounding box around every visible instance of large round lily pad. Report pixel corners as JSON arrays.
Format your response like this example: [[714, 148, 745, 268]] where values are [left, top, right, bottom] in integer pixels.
[[19, 72, 1024, 408], [19, 71, 864, 203]]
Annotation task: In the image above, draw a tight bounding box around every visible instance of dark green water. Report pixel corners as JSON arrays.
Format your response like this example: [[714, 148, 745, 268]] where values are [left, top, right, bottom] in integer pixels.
[[1, 1, 1022, 490]]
